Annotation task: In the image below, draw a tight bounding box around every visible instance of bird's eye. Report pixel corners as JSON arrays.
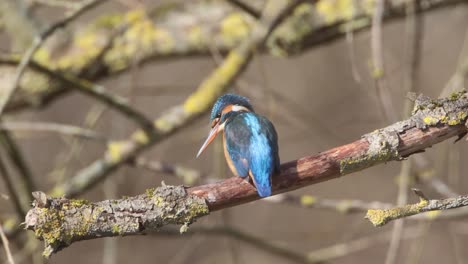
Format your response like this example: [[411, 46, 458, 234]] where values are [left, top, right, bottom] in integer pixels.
[[211, 118, 219, 128]]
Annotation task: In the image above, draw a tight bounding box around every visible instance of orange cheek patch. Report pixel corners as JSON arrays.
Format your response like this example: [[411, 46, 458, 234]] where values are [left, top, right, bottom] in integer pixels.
[[222, 104, 233, 115]]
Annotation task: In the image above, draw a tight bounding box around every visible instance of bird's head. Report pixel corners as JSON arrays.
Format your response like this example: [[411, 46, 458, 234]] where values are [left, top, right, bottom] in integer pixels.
[[196, 94, 254, 157]]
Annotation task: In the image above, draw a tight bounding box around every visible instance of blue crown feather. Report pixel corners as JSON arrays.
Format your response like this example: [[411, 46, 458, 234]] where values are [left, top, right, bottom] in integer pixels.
[[210, 94, 254, 121]]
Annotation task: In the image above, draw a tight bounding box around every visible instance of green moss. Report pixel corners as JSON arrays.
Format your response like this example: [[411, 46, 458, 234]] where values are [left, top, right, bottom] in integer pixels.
[[340, 146, 395, 174], [182, 202, 210, 224]]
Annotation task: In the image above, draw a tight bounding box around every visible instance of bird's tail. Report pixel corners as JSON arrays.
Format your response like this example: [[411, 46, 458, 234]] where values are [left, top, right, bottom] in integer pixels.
[[249, 170, 272, 197]]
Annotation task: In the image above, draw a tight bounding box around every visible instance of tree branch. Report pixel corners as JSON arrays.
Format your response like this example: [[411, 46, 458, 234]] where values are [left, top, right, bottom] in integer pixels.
[[24, 91, 468, 256], [366, 189, 468, 227], [2, 0, 465, 113], [0, 0, 105, 116]]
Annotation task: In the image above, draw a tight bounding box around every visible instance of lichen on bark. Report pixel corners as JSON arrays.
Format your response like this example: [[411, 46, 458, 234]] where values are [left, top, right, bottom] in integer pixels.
[[25, 185, 209, 257], [340, 90, 468, 174]]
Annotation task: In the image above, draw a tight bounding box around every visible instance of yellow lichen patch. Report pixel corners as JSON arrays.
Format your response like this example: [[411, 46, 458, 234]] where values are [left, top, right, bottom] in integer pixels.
[[425, 210, 441, 219], [56, 29, 102, 71], [33, 49, 52, 66], [300, 195, 316, 206], [145, 188, 156, 198], [220, 13, 251, 46], [183, 51, 246, 114], [112, 224, 122, 235], [154, 196, 165, 207], [94, 13, 124, 29], [362, 0, 376, 15], [423, 116, 439, 126], [365, 209, 387, 226], [131, 130, 150, 144], [106, 141, 128, 162], [154, 118, 173, 133], [366, 199, 428, 227], [69, 199, 90, 207], [457, 111, 467, 121], [372, 66, 384, 78], [125, 8, 146, 24], [316, 0, 355, 24], [152, 27, 174, 54], [188, 26, 206, 49]]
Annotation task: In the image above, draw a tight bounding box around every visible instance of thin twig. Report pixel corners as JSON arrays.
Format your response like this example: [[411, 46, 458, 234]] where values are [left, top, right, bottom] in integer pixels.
[[0, 56, 155, 131], [227, 0, 261, 18], [0, 131, 35, 217], [0, 121, 107, 141], [0, 155, 25, 219], [371, 0, 399, 123], [0, 225, 14, 264], [366, 189, 468, 226]]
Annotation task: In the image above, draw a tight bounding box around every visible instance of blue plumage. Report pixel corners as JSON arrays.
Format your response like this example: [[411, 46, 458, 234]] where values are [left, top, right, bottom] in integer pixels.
[[197, 94, 280, 198], [224, 113, 280, 197]]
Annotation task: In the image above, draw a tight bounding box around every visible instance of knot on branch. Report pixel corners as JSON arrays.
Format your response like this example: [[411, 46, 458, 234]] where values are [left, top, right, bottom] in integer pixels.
[[25, 185, 209, 257]]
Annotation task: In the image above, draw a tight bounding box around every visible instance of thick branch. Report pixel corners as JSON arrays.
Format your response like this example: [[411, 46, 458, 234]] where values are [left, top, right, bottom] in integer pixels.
[[25, 186, 208, 257], [25, 91, 468, 256]]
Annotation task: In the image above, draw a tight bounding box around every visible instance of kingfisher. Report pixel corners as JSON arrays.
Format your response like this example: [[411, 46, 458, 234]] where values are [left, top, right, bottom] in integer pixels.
[[196, 94, 280, 197]]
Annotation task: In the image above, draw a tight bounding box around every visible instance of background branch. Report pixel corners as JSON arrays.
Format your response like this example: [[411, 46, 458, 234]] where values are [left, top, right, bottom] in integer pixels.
[[366, 189, 468, 227]]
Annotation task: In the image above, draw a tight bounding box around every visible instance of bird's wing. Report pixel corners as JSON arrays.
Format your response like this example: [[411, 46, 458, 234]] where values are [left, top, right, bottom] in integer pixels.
[[225, 113, 279, 197]]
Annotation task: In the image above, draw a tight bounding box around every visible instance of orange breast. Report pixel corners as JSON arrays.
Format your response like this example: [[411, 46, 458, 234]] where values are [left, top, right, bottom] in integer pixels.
[[223, 133, 240, 177]]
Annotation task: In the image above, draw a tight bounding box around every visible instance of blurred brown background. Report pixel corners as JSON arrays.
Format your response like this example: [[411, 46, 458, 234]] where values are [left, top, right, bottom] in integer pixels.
[[1, 0, 468, 263]]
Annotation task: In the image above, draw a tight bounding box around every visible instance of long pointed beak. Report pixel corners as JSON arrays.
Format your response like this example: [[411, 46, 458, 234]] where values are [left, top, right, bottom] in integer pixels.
[[196, 123, 220, 158]]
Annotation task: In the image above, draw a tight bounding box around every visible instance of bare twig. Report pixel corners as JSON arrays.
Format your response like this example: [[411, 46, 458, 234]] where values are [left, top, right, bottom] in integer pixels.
[[370, 0, 398, 123], [0, 56, 155, 131], [0, 121, 106, 141], [0, 156, 25, 219], [0, 225, 15, 264], [0, 131, 35, 217], [265, 194, 395, 213]]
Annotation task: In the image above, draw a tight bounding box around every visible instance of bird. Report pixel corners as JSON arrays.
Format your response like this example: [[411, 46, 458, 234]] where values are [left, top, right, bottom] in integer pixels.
[[196, 94, 280, 197]]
